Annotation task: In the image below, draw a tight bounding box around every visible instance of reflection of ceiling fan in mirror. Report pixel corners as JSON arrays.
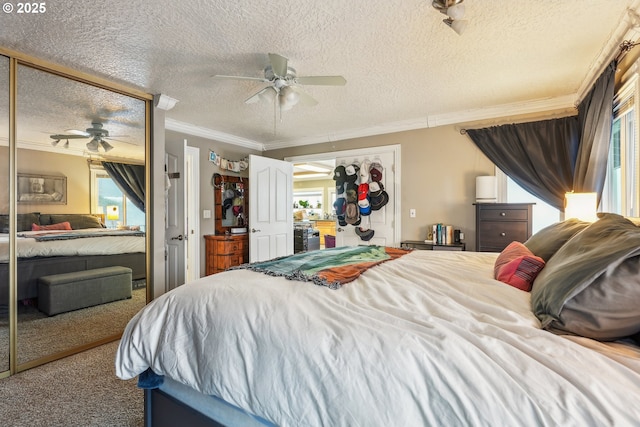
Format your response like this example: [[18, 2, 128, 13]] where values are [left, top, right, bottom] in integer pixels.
[[213, 53, 346, 113], [49, 122, 129, 153]]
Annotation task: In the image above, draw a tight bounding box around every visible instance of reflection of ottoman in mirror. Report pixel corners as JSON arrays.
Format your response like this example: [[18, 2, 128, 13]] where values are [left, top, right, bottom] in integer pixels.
[[38, 266, 132, 316]]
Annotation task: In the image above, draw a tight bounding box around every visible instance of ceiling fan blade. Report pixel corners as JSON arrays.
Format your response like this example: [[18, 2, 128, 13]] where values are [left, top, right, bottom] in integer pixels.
[[64, 129, 91, 136], [295, 75, 347, 86], [268, 53, 288, 77], [245, 87, 276, 104], [212, 74, 267, 83], [49, 133, 90, 140]]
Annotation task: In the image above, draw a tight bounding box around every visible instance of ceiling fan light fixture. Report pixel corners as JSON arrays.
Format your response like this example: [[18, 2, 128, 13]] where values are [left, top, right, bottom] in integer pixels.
[[99, 139, 114, 152], [443, 18, 468, 35], [279, 86, 300, 111], [445, 3, 465, 20], [86, 138, 100, 153], [51, 139, 60, 147], [64, 139, 69, 149]]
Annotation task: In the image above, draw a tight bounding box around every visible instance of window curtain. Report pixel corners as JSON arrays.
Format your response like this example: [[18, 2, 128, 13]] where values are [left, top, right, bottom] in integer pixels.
[[466, 117, 580, 211], [574, 60, 617, 200], [466, 60, 616, 211], [102, 162, 145, 212]]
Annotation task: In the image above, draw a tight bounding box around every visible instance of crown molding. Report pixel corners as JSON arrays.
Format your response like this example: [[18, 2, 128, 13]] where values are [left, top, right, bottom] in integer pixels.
[[263, 94, 577, 151], [164, 118, 264, 151]]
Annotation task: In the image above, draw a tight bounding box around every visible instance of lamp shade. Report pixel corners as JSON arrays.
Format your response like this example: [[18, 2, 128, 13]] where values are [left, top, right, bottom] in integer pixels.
[[446, 3, 465, 20], [476, 176, 497, 202], [565, 192, 597, 222], [106, 205, 120, 221]]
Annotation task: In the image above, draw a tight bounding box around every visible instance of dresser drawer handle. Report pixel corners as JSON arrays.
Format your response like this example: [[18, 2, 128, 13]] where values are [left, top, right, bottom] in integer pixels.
[[500, 232, 506, 237], [500, 212, 506, 216]]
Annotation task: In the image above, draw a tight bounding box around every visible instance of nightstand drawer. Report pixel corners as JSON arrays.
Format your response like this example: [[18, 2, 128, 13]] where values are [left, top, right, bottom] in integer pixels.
[[477, 207, 529, 221], [477, 221, 529, 251]]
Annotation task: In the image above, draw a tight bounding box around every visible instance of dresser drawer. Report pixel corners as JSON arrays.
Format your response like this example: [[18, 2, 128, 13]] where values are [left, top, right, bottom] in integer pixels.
[[214, 253, 244, 272], [477, 221, 529, 251], [214, 240, 243, 255], [477, 207, 529, 221]]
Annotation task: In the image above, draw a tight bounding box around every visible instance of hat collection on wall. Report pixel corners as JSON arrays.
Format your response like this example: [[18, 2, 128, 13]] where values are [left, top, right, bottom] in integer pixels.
[[333, 159, 389, 241]]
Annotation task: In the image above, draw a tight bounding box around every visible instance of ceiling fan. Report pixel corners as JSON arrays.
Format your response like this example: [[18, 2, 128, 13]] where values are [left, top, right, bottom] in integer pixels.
[[49, 122, 127, 153], [213, 53, 346, 112]]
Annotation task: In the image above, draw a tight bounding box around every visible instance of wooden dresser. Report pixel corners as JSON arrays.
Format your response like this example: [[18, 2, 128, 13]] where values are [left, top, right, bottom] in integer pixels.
[[204, 234, 248, 275], [475, 203, 534, 252]]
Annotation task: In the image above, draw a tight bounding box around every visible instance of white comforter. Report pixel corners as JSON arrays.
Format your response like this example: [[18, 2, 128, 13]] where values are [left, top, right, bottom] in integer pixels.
[[0, 228, 145, 262], [116, 250, 640, 427]]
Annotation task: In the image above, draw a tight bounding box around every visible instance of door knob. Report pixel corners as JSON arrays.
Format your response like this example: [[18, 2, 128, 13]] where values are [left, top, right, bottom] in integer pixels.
[[171, 234, 184, 241], [251, 228, 261, 233]]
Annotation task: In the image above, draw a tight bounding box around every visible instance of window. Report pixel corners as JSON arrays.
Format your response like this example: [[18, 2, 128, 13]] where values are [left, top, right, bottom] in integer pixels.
[[497, 169, 560, 234], [90, 166, 145, 229], [602, 74, 639, 217]]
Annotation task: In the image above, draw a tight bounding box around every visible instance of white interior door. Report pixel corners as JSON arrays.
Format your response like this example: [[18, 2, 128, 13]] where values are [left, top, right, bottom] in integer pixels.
[[335, 150, 397, 247], [185, 145, 200, 282], [165, 139, 187, 290], [249, 154, 293, 262]]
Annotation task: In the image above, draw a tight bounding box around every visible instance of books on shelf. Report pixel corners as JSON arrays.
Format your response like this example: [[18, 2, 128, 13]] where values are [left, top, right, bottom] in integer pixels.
[[431, 223, 456, 245]]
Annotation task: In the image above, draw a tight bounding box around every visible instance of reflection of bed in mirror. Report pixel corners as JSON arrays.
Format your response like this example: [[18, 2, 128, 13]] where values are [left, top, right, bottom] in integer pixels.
[[0, 213, 145, 304]]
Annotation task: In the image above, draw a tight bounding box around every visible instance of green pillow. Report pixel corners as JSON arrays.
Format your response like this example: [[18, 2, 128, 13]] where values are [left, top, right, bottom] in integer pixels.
[[531, 213, 640, 340], [41, 214, 104, 229], [524, 218, 590, 261]]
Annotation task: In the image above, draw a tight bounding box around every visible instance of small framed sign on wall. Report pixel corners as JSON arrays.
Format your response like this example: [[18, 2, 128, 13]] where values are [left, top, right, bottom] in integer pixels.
[[17, 173, 67, 204]]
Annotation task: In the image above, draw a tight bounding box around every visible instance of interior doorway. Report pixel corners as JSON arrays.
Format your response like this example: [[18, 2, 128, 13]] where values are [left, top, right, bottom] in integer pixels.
[[286, 144, 402, 247]]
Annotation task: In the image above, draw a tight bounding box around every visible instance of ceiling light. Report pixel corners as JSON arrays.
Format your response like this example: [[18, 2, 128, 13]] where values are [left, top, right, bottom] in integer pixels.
[[279, 86, 300, 111], [294, 163, 333, 173], [445, 3, 465, 19], [99, 140, 114, 152], [86, 137, 100, 153], [443, 18, 468, 35], [432, 0, 469, 35], [293, 172, 331, 180]]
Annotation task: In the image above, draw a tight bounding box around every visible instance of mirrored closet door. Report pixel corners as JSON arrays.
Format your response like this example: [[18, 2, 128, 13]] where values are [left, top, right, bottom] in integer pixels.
[[4, 58, 150, 370], [0, 55, 9, 375]]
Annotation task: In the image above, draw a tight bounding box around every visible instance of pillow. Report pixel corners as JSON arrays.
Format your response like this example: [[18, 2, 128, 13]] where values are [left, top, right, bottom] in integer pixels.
[[41, 214, 104, 230], [530, 213, 640, 340], [0, 212, 41, 232], [494, 241, 546, 291], [32, 221, 72, 231], [523, 218, 590, 261]]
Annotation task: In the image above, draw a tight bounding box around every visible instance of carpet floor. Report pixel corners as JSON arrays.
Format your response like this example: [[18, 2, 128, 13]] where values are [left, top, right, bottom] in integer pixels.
[[0, 340, 143, 427]]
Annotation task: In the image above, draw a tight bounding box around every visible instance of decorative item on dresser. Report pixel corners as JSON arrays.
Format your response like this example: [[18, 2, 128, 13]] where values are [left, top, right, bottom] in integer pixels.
[[204, 234, 248, 275], [474, 203, 534, 252]]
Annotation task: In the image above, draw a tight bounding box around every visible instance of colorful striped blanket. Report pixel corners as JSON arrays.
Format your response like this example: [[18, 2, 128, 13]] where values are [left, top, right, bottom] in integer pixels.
[[231, 245, 411, 289]]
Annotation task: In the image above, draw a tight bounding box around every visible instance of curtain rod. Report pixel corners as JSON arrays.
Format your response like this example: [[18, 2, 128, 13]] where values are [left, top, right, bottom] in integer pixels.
[[616, 39, 640, 63]]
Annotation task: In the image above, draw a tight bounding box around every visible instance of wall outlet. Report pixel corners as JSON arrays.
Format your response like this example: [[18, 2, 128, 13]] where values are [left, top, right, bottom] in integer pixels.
[[410, 208, 416, 218], [203, 209, 211, 219]]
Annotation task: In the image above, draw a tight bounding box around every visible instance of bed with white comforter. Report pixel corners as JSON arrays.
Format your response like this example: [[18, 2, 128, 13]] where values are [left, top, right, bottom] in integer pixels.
[[0, 228, 146, 303], [116, 249, 640, 427]]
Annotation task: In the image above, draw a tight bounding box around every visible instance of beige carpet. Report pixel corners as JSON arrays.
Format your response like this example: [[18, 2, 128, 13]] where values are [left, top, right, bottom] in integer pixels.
[[0, 287, 146, 365], [0, 340, 143, 427]]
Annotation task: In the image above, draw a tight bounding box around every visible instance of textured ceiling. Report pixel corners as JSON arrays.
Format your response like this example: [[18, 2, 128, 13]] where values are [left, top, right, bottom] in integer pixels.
[[0, 0, 639, 153]]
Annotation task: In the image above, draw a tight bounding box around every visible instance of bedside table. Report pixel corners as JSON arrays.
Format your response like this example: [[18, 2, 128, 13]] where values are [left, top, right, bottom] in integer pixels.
[[474, 203, 533, 252], [401, 240, 466, 251]]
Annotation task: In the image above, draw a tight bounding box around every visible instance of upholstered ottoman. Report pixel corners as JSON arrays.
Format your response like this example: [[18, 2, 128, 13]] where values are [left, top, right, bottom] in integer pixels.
[[38, 266, 132, 316]]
